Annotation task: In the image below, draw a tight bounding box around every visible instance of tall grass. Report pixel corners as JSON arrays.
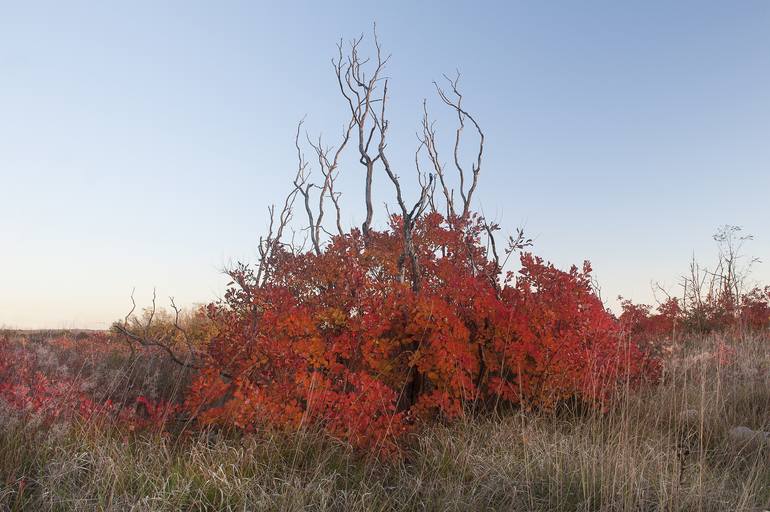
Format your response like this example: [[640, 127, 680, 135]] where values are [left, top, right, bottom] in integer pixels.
[[2, 333, 768, 511]]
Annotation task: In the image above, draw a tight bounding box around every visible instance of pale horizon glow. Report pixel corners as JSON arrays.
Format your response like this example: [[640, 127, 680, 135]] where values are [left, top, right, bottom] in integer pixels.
[[1, 1, 769, 329]]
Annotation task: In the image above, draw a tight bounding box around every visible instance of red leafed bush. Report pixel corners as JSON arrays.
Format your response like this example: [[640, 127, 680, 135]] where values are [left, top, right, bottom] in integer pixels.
[[740, 286, 770, 331], [618, 298, 680, 343], [491, 255, 648, 409], [619, 285, 770, 346], [86, 33, 663, 451], [0, 333, 180, 432], [618, 297, 681, 370], [185, 215, 652, 450]]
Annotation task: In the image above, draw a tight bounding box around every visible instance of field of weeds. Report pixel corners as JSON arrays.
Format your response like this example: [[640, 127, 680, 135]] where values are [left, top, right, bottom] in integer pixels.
[[1, 331, 768, 511]]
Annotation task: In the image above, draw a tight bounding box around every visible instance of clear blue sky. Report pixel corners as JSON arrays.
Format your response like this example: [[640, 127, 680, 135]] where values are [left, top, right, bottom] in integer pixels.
[[2, 1, 769, 328]]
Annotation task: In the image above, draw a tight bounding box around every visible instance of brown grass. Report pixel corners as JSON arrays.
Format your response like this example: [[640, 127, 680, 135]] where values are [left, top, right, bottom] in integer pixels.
[[1, 333, 768, 511]]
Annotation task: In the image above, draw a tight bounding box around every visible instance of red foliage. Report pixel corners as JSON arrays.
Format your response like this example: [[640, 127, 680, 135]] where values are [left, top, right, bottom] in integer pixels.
[[186, 214, 653, 450], [491, 255, 646, 409], [618, 297, 681, 372], [740, 286, 770, 331], [620, 285, 770, 345], [0, 334, 178, 432]]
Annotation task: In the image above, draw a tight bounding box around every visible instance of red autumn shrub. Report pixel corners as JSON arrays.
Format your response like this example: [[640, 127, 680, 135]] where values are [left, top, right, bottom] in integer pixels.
[[617, 225, 769, 340], [0, 334, 180, 432], [620, 285, 770, 346], [491, 255, 648, 409], [112, 33, 673, 451], [185, 214, 652, 450], [618, 297, 681, 371], [740, 286, 770, 331], [618, 298, 680, 342]]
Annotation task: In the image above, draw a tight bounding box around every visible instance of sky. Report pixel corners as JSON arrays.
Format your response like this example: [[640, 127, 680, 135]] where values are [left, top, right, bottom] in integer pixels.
[[1, 1, 769, 329]]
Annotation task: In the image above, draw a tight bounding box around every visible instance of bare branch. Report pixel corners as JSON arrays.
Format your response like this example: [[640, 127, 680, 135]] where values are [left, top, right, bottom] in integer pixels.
[[114, 323, 205, 372], [433, 72, 485, 218], [306, 117, 356, 239], [333, 28, 390, 239]]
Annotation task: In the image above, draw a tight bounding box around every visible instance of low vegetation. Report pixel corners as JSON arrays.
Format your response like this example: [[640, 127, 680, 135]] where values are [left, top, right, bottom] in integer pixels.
[[1, 331, 768, 511]]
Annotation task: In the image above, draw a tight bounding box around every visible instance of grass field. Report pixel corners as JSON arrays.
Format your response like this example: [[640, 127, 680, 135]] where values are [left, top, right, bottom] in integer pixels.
[[1, 332, 768, 511]]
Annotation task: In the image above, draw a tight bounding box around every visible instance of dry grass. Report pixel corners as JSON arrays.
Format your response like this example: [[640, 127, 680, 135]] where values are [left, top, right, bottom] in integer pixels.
[[2, 333, 768, 511]]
